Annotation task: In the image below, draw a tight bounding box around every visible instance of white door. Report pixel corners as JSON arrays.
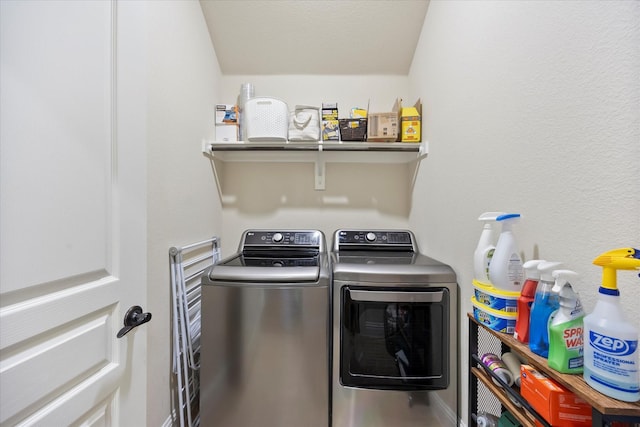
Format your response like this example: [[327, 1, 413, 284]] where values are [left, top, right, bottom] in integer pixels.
[[0, 1, 148, 426]]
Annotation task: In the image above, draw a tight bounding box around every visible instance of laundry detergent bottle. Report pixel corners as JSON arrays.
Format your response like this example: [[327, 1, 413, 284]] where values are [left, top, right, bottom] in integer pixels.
[[473, 212, 505, 285], [529, 261, 563, 358], [583, 248, 640, 402], [488, 213, 524, 292], [548, 270, 584, 374], [475, 411, 499, 427], [514, 259, 545, 343]]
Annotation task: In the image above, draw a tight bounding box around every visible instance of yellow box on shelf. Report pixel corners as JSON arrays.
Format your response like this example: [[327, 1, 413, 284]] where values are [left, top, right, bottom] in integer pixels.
[[401, 99, 421, 142]]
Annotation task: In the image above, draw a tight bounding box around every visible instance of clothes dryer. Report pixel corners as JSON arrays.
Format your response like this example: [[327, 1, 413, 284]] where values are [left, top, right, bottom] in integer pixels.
[[331, 229, 458, 427]]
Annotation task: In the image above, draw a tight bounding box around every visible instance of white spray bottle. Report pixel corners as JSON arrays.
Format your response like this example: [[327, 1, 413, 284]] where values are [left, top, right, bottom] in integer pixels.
[[583, 248, 640, 402], [473, 212, 505, 284], [488, 213, 524, 292]]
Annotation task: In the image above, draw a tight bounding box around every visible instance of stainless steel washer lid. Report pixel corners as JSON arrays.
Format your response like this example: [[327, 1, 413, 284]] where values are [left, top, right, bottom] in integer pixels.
[[204, 229, 329, 284], [205, 261, 325, 283], [331, 229, 456, 283], [331, 252, 456, 283]]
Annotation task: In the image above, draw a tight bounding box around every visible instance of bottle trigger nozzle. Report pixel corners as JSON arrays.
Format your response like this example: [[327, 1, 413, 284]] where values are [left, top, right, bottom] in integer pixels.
[[593, 248, 640, 291]]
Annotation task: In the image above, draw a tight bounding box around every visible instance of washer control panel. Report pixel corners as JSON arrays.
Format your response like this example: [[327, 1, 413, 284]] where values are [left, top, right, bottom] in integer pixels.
[[334, 230, 416, 251], [242, 230, 322, 248]]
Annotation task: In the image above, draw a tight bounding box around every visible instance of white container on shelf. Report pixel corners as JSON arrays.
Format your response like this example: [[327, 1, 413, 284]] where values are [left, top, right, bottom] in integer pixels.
[[244, 97, 289, 142], [473, 212, 504, 284], [237, 83, 254, 141], [215, 124, 238, 142], [488, 213, 524, 292]]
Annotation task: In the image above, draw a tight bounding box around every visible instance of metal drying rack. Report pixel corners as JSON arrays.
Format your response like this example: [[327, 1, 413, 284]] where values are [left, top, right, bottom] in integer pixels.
[[170, 237, 221, 427]]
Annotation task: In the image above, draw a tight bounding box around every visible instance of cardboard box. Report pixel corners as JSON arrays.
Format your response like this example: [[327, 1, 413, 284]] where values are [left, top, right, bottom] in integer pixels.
[[520, 365, 591, 427], [322, 103, 339, 120], [367, 98, 401, 142], [350, 107, 367, 118], [215, 124, 238, 142], [322, 119, 340, 141], [401, 99, 421, 142], [338, 118, 367, 141], [215, 104, 237, 125], [498, 410, 521, 427]]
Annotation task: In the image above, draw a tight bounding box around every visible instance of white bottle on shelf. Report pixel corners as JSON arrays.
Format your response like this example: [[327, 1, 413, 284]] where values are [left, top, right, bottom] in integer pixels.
[[488, 213, 524, 292], [583, 248, 640, 402], [475, 411, 499, 427], [473, 212, 505, 284], [236, 83, 255, 142]]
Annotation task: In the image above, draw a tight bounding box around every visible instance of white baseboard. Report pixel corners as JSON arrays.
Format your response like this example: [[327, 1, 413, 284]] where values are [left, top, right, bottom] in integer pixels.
[[162, 395, 464, 427], [161, 410, 176, 427], [431, 392, 463, 427]]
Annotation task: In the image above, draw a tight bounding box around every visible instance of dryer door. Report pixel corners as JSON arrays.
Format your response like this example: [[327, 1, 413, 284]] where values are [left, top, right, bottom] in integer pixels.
[[340, 286, 450, 390]]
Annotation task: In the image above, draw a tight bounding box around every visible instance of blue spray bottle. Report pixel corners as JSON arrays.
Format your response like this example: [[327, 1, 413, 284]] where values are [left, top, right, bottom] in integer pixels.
[[529, 261, 563, 358]]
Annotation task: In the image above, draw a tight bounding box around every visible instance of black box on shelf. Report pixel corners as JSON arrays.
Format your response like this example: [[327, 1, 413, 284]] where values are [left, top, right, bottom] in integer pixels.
[[338, 118, 367, 141]]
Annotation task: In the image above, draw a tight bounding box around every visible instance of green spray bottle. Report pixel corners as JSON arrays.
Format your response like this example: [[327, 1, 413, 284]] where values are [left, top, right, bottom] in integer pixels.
[[548, 270, 584, 374]]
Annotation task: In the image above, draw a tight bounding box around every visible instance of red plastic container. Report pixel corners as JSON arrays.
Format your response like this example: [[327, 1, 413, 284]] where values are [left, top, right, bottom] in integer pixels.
[[514, 260, 545, 343], [514, 278, 537, 343]]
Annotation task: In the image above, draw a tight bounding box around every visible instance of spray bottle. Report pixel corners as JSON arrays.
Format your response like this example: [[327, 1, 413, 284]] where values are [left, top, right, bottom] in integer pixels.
[[529, 261, 563, 358], [488, 213, 524, 292], [548, 270, 584, 374], [473, 212, 505, 284], [583, 248, 640, 402], [514, 259, 545, 343]]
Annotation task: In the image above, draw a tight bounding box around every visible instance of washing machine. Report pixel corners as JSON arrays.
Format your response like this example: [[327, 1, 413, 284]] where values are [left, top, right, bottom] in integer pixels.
[[331, 229, 458, 427], [200, 229, 330, 427]]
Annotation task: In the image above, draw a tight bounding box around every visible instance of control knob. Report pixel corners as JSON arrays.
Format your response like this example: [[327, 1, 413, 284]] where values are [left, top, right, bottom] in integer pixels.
[[366, 232, 377, 242], [272, 232, 283, 243]]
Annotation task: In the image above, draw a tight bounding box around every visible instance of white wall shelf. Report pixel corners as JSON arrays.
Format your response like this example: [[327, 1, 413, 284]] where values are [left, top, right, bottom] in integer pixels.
[[202, 140, 428, 192]]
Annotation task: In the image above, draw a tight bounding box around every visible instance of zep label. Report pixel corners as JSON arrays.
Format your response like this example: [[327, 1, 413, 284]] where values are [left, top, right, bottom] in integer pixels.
[[590, 331, 638, 356], [588, 330, 638, 387]]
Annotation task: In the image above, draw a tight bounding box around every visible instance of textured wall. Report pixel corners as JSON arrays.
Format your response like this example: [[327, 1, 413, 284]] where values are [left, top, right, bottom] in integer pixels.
[[148, 2, 639, 424], [216, 75, 413, 254], [408, 1, 640, 423], [146, 2, 223, 426]]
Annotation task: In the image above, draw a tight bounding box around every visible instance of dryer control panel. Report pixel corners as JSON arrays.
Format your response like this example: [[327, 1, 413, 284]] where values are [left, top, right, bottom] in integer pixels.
[[334, 229, 417, 252], [241, 230, 323, 249]]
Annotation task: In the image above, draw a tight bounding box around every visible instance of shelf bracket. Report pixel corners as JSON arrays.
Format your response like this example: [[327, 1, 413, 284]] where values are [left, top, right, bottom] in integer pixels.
[[315, 146, 326, 191], [202, 140, 224, 199], [201, 139, 213, 155], [409, 140, 429, 189]]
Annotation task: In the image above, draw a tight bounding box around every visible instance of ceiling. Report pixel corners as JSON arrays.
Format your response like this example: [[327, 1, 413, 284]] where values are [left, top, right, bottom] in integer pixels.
[[199, 0, 429, 75]]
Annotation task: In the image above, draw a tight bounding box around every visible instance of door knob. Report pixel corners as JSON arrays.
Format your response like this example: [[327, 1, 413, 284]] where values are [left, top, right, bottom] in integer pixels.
[[117, 305, 152, 338]]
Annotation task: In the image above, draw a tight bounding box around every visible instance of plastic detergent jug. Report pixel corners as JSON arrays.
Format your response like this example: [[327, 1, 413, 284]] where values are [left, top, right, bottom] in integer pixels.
[[514, 259, 545, 343], [473, 212, 505, 284], [488, 214, 524, 292], [583, 248, 640, 402], [529, 261, 562, 358], [548, 270, 584, 374], [475, 411, 499, 427]]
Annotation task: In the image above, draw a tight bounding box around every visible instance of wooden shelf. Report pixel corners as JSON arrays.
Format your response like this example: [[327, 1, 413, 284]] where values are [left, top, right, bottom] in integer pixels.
[[468, 313, 640, 419], [471, 367, 537, 427]]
